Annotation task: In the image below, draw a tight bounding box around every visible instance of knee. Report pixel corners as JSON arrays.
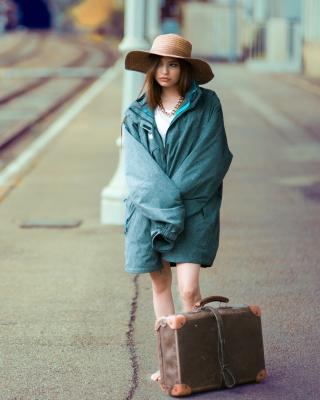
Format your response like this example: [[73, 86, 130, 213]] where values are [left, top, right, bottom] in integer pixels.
[[151, 274, 171, 295], [179, 286, 199, 303]]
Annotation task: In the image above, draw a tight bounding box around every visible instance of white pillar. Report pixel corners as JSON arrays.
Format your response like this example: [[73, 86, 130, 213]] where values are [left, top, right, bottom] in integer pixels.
[[229, 0, 237, 61], [266, 18, 289, 63], [146, 0, 161, 42], [100, 0, 149, 225]]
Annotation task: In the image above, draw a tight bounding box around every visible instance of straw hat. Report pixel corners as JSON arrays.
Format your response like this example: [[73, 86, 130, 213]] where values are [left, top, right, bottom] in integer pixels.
[[125, 34, 214, 85]]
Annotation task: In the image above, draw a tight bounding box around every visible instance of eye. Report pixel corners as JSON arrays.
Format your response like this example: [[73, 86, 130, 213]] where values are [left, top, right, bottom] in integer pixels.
[[170, 63, 178, 67]]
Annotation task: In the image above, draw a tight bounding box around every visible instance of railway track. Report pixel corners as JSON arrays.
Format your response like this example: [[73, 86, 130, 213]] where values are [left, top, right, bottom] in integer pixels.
[[0, 31, 120, 170], [0, 30, 46, 67]]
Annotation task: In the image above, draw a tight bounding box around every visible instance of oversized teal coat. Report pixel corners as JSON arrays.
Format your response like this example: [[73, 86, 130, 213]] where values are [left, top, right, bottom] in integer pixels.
[[123, 79, 233, 273]]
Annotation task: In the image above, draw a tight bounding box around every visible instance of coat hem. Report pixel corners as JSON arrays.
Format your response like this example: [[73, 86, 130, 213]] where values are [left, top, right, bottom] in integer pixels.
[[125, 264, 164, 274]]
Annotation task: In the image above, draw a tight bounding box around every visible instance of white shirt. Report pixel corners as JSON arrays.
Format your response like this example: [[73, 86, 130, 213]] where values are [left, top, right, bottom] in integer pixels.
[[155, 106, 174, 145]]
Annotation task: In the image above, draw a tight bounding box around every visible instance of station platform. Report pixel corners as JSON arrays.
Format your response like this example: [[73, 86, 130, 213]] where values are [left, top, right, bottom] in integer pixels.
[[1, 63, 319, 399]]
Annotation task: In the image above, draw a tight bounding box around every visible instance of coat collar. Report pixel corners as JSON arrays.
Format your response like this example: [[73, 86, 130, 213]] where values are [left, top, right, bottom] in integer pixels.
[[126, 78, 202, 125]]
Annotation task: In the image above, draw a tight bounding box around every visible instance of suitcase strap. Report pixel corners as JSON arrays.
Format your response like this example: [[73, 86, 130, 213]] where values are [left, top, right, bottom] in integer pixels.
[[204, 306, 237, 389]]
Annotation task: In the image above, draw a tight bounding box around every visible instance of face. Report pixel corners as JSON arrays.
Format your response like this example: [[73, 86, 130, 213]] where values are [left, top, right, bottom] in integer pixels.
[[154, 56, 181, 89]]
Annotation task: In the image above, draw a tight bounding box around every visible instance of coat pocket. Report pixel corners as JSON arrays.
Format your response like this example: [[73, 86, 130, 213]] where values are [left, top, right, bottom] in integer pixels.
[[124, 198, 136, 234]]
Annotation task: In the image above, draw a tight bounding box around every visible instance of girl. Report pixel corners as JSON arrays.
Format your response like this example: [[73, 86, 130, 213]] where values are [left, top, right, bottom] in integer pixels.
[[122, 34, 233, 381]]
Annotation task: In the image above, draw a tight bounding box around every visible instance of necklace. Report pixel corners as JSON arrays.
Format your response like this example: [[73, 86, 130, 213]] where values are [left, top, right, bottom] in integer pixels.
[[158, 96, 184, 117]]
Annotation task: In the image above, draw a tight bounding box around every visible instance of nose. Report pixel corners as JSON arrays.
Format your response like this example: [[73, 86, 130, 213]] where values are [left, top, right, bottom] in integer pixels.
[[161, 64, 169, 75]]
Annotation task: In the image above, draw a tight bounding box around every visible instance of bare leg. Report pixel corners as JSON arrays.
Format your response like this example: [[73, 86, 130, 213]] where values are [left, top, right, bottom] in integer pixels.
[[149, 260, 174, 381], [176, 263, 202, 312], [149, 260, 175, 319]]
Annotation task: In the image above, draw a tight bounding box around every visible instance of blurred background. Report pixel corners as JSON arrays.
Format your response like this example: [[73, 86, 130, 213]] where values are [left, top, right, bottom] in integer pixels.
[[0, 0, 319, 78], [1, 0, 319, 217]]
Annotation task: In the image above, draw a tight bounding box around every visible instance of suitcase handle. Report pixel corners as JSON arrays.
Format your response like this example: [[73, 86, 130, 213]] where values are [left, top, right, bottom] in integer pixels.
[[194, 296, 229, 309]]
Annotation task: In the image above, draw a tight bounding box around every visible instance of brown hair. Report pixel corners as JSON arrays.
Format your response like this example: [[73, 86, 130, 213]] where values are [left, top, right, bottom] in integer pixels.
[[138, 55, 192, 109], [121, 55, 192, 140]]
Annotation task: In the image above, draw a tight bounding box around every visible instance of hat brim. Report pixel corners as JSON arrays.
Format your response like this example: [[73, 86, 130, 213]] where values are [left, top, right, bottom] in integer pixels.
[[125, 50, 214, 85]]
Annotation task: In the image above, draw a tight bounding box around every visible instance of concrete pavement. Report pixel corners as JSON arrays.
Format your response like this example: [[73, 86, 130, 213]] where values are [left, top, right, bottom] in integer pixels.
[[1, 64, 319, 400], [1, 74, 134, 399]]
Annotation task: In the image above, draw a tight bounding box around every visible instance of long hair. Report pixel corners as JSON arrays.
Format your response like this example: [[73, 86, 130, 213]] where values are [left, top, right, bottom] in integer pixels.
[[121, 55, 192, 141], [138, 54, 192, 109]]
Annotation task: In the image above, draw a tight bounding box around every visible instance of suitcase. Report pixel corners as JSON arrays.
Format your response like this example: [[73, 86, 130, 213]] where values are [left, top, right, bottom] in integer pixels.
[[155, 296, 266, 397]]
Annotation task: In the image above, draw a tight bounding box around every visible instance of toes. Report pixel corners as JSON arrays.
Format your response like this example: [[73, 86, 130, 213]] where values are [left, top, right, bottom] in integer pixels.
[[151, 370, 161, 381]]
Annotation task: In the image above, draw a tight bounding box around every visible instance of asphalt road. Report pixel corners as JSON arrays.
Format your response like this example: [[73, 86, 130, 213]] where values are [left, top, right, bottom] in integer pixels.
[[0, 65, 319, 400]]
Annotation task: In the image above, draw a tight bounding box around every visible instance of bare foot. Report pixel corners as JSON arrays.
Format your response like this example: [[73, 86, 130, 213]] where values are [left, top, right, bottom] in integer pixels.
[[151, 370, 161, 381]]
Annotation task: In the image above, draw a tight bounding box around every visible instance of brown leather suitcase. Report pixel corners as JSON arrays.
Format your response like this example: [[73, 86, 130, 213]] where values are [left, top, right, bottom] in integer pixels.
[[155, 296, 266, 396]]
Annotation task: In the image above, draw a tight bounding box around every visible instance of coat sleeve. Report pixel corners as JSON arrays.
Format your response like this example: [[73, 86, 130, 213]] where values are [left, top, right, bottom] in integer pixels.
[[123, 119, 185, 252], [171, 95, 233, 217]]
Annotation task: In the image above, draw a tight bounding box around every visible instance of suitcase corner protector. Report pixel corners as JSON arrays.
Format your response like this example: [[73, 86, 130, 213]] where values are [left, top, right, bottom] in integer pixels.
[[171, 383, 192, 396], [256, 369, 266, 382], [248, 305, 262, 317], [166, 314, 187, 329], [155, 316, 167, 330]]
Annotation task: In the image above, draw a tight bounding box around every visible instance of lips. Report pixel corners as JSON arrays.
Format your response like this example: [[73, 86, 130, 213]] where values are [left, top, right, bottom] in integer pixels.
[[160, 78, 170, 81]]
